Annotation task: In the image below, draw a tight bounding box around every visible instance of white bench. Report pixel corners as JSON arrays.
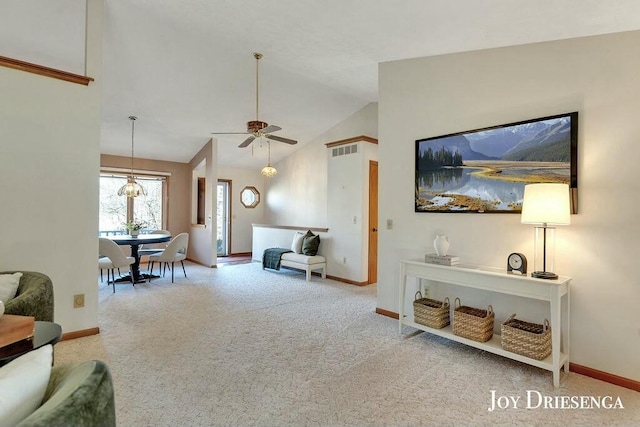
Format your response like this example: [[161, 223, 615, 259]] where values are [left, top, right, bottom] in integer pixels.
[[280, 252, 326, 281]]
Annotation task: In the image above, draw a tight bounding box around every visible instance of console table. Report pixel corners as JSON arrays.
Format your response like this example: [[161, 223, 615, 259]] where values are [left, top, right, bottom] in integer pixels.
[[399, 259, 571, 387]]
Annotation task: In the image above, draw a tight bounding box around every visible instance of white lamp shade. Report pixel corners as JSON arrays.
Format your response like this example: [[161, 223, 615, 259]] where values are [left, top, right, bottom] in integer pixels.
[[521, 183, 571, 225]]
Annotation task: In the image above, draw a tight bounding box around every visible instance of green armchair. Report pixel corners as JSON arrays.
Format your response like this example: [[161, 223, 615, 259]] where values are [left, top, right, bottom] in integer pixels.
[[2, 271, 54, 321], [16, 360, 116, 427]]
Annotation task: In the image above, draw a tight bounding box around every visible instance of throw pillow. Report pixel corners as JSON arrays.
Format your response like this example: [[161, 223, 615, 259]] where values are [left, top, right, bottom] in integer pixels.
[[291, 232, 306, 254], [0, 272, 22, 303], [302, 233, 320, 256], [0, 344, 53, 425]]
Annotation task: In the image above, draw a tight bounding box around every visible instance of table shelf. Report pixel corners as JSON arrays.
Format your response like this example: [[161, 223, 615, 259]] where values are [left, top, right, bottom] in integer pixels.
[[400, 319, 568, 372], [399, 259, 571, 387]]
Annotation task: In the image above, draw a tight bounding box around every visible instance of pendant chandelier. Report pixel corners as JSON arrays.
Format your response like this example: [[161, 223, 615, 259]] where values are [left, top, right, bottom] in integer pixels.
[[118, 115, 147, 197], [261, 140, 277, 177]]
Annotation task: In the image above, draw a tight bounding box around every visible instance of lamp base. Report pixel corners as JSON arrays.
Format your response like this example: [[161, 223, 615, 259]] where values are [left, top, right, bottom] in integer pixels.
[[531, 271, 558, 280]]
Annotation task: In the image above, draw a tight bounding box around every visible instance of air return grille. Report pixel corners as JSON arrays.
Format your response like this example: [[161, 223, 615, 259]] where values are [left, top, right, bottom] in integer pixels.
[[331, 144, 358, 157]]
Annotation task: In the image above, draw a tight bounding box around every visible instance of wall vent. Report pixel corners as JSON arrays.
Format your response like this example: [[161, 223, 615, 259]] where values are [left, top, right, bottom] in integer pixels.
[[331, 144, 358, 157]]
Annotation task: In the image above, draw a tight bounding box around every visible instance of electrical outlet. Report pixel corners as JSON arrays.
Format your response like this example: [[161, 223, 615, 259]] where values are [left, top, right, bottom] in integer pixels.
[[387, 219, 393, 230], [423, 287, 430, 298], [73, 294, 85, 308], [343, 257, 347, 264]]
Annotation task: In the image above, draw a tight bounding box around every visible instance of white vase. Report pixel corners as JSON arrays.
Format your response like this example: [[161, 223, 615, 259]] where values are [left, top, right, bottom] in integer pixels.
[[130, 230, 139, 237], [434, 235, 450, 256]]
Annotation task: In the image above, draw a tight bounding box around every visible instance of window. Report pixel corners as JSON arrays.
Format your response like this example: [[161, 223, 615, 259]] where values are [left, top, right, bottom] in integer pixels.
[[240, 186, 260, 208], [99, 173, 166, 235], [191, 159, 206, 226], [197, 177, 206, 225]]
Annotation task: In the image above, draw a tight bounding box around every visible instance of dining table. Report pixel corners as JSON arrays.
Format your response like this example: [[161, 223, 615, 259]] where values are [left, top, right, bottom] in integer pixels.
[[107, 234, 171, 283]]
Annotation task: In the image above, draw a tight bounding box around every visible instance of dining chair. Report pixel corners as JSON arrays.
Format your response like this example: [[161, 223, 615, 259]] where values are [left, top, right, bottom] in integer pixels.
[[138, 230, 171, 270], [98, 238, 135, 292], [148, 233, 189, 283]]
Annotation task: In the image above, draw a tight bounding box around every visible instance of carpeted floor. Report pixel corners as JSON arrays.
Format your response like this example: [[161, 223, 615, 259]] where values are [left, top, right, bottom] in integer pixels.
[[54, 262, 639, 426]]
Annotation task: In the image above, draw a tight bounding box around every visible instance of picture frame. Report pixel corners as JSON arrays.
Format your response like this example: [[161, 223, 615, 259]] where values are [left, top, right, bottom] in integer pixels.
[[415, 112, 578, 214]]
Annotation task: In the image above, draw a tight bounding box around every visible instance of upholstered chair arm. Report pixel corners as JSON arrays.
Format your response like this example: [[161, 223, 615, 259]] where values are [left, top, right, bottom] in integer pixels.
[[17, 361, 116, 427], [2, 271, 54, 321]]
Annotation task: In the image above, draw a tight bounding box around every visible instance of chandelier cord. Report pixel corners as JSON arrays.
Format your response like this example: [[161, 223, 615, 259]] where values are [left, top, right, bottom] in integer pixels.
[[129, 115, 137, 177], [118, 115, 146, 197]]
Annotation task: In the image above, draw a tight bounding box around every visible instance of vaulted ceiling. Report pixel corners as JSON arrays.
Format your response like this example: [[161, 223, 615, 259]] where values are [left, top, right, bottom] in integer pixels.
[[4, 1, 640, 169]]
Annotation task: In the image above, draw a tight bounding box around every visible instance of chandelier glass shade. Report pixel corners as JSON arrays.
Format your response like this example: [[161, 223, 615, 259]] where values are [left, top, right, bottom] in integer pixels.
[[118, 115, 146, 197], [261, 141, 277, 177], [117, 176, 146, 197], [261, 164, 277, 177]]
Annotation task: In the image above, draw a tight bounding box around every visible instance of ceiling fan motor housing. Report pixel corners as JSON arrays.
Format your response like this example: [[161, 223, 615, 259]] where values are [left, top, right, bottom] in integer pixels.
[[247, 120, 268, 134]]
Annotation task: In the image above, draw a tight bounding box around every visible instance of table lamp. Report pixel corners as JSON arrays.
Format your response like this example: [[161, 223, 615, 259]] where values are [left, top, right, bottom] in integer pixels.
[[521, 183, 570, 279]]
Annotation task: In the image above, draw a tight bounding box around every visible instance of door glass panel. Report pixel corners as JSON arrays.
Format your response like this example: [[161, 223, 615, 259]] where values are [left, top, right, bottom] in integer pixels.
[[217, 182, 230, 256]]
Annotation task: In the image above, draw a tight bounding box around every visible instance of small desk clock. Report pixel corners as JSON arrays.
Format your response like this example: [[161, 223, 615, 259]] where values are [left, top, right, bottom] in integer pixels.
[[507, 252, 527, 275]]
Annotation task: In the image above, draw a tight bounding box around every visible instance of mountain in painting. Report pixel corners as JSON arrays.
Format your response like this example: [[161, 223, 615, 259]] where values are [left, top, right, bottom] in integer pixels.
[[467, 121, 549, 157], [501, 118, 571, 162]]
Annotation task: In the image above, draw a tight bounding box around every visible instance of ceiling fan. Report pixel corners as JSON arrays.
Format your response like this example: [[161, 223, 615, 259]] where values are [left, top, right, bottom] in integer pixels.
[[211, 52, 298, 148]]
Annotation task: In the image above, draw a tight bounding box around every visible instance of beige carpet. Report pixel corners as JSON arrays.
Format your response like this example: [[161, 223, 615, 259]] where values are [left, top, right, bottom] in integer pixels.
[[55, 262, 639, 426]]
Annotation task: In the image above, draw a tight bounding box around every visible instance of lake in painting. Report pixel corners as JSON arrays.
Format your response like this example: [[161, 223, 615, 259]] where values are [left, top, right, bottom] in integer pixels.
[[415, 113, 576, 213], [416, 161, 569, 212]]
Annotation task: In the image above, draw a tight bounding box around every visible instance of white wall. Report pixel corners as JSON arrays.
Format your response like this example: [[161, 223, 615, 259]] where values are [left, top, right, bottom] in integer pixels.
[[263, 103, 378, 281], [218, 167, 266, 254], [189, 139, 218, 267], [265, 103, 378, 227], [326, 140, 378, 283], [0, 0, 103, 333], [378, 31, 640, 381]]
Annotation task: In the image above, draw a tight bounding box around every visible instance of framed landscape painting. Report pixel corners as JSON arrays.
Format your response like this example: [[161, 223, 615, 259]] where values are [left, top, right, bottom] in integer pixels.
[[415, 112, 578, 213]]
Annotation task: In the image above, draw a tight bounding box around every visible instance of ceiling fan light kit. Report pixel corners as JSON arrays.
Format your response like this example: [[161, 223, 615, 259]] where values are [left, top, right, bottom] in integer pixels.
[[261, 140, 277, 178], [261, 164, 277, 178]]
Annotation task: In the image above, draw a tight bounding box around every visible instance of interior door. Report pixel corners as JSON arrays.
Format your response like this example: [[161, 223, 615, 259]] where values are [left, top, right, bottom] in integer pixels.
[[217, 180, 231, 256], [368, 161, 378, 284]]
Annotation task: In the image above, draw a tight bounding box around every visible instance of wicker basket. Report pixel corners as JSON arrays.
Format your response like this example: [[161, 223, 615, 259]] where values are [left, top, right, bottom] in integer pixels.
[[501, 314, 551, 360], [413, 292, 450, 329], [452, 298, 494, 342]]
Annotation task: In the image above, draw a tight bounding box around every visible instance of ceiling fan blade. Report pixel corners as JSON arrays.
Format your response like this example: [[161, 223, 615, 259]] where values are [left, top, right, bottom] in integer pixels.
[[238, 135, 256, 148], [261, 124, 282, 134], [265, 134, 297, 145], [211, 132, 249, 135]]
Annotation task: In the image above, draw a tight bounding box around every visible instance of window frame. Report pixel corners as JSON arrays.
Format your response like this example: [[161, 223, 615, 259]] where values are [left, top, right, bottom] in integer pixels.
[[240, 186, 260, 209], [99, 169, 169, 234]]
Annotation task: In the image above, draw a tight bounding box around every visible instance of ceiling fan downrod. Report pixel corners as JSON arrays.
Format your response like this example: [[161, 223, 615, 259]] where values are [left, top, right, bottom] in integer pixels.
[[254, 52, 262, 124], [247, 52, 268, 136]]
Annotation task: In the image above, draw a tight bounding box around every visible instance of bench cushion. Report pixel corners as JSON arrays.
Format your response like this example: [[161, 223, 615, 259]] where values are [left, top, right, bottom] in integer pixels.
[[281, 253, 325, 265]]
